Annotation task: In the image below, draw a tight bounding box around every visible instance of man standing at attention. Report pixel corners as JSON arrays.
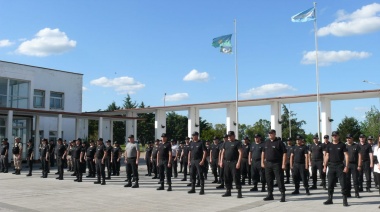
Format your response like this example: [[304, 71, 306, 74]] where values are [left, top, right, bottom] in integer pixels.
[[124, 135, 140, 188], [187, 131, 207, 195]]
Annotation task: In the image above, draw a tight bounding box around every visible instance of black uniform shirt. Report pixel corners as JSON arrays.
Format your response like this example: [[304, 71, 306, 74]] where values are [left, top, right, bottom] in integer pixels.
[[1, 143, 8, 155], [41, 145, 49, 158], [264, 138, 287, 163], [86, 146, 96, 158], [326, 142, 347, 163], [95, 145, 105, 159], [223, 140, 242, 161], [106, 145, 113, 158], [182, 144, 190, 159], [27, 145, 34, 157], [73, 146, 84, 160], [359, 142, 373, 161], [145, 146, 153, 160], [152, 146, 159, 159], [309, 142, 324, 161], [346, 143, 361, 163], [190, 141, 206, 160], [210, 143, 220, 159], [112, 146, 121, 158], [177, 146, 183, 157], [250, 142, 264, 161], [158, 142, 171, 160], [242, 143, 251, 159], [56, 144, 66, 157], [322, 141, 330, 152], [286, 145, 294, 163], [292, 145, 308, 164]]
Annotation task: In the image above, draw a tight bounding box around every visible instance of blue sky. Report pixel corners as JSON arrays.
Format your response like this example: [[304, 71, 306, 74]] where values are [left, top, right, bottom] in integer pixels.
[[0, 0, 379, 134]]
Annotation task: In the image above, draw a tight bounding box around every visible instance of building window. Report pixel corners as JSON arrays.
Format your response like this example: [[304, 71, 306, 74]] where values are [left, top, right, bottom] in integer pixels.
[[33, 90, 45, 108], [50, 92, 64, 110], [9, 79, 29, 109]]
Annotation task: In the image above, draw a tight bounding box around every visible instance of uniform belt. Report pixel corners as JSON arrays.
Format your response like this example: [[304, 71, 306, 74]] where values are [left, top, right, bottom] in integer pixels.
[[294, 162, 305, 164], [127, 157, 136, 159], [349, 161, 357, 164], [225, 160, 236, 163], [254, 158, 261, 162], [312, 159, 323, 161]]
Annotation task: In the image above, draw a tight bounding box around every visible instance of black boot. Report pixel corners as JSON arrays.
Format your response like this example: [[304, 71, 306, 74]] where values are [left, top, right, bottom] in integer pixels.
[[15, 169, 20, 175], [188, 183, 196, 194], [343, 194, 348, 207], [222, 189, 231, 197], [292, 186, 300, 195], [323, 192, 333, 205], [248, 178, 251, 185], [250, 184, 258, 191], [261, 183, 267, 192], [157, 183, 164, 190], [305, 187, 310, 195], [199, 185, 205, 195], [216, 183, 225, 189], [237, 188, 243, 198], [124, 180, 132, 187], [132, 181, 139, 188], [263, 191, 274, 201], [241, 177, 246, 185], [78, 174, 82, 182], [280, 192, 285, 202], [212, 175, 218, 183], [309, 184, 317, 190], [101, 178, 106, 185], [167, 185, 172, 191], [94, 176, 101, 184]]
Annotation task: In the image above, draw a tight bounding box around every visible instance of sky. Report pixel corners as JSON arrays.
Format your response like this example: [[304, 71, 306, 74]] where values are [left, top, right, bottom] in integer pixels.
[[0, 0, 379, 134]]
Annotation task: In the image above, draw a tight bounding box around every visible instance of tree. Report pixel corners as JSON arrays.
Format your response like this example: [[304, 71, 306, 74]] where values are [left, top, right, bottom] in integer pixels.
[[337, 116, 361, 141], [281, 105, 306, 140], [137, 102, 155, 145], [251, 119, 271, 139], [166, 111, 188, 141], [123, 94, 138, 109], [360, 106, 380, 138]]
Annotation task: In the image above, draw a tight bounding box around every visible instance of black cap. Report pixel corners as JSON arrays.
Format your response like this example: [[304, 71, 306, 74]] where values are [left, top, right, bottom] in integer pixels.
[[254, 134, 261, 138], [296, 135, 303, 140], [89, 140, 95, 143], [359, 134, 366, 138], [244, 136, 249, 140], [346, 133, 353, 138], [106, 140, 111, 143], [368, 136, 374, 140], [28, 139, 33, 143], [161, 133, 167, 137], [192, 131, 199, 136], [313, 133, 319, 139], [170, 139, 176, 142], [323, 135, 329, 139], [223, 134, 228, 138], [58, 138, 63, 141], [287, 137, 292, 141], [98, 138, 103, 141], [268, 129, 276, 134], [155, 139, 160, 142], [185, 137, 190, 140], [331, 131, 339, 136], [2, 138, 8, 142], [42, 138, 48, 142], [77, 138, 82, 141], [128, 135, 134, 138], [227, 131, 235, 136]]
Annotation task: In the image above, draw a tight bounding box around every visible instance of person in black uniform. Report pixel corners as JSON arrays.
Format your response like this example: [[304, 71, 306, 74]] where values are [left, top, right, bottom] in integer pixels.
[[290, 136, 310, 195], [216, 134, 228, 189], [210, 136, 220, 183], [220, 131, 243, 198], [55, 138, 67, 180], [203, 140, 210, 180], [249, 133, 266, 192], [157, 133, 172, 191], [323, 131, 349, 207], [309, 134, 326, 190], [85, 140, 96, 178], [358, 134, 374, 192], [187, 131, 207, 195], [63, 140, 68, 169], [71, 140, 78, 176], [1, 138, 9, 173], [94, 138, 107, 185], [241, 136, 251, 185], [262, 129, 287, 202], [151, 139, 160, 179], [285, 137, 294, 184], [178, 141, 184, 173], [105, 140, 113, 179], [26, 139, 34, 177], [145, 141, 153, 176], [345, 133, 362, 198], [40, 138, 49, 178], [49, 140, 55, 169], [180, 137, 191, 182], [73, 139, 85, 182], [111, 141, 122, 176]]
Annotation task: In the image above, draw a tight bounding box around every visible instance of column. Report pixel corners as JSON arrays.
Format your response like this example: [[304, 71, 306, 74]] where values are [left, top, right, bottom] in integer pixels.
[[270, 101, 282, 138], [98, 117, 103, 139], [187, 107, 200, 138], [320, 97, 332, 138], [154, 109, 166, 139], [6, 110, 13, 162], [57, 114, 63, 139], [110, 119, 114, 144], [34, 115, 40, 159], [83, 119, 89, 140], [126, 111, 138, 141], [75, 118, 80, 139], [226, 104, 237, 134]]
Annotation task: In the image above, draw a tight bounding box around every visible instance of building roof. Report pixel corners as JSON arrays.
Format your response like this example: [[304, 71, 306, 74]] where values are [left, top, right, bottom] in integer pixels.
[[0, 60, 83, 76]]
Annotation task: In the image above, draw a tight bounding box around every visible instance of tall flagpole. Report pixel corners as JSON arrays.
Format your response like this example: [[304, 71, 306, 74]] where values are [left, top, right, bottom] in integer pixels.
[[234, 19, 239, 139], [313, 2, 321, 138]]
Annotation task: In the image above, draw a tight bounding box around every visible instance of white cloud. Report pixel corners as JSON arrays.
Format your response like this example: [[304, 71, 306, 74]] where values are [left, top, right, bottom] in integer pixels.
[[16, 28, 76, 57], [90, 76, 145, 94], [301, 50, 371, 66], [0, 39, 13, 47], [164, 93, 189, 102], [240, 83, 296, 98], [353, 106, 370, 112], [183, 69, 209, 82], [318, 3, 380, 36], [82, 86, 88, 91]]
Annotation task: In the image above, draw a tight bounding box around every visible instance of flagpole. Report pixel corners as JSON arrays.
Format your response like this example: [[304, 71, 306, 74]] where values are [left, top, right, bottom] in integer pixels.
[[234, 19, 239, 139], [313, 2, 321, 138]]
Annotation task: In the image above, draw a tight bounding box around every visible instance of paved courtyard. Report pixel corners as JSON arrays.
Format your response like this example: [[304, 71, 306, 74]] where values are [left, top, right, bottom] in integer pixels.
[[0, 159, 379, 212]]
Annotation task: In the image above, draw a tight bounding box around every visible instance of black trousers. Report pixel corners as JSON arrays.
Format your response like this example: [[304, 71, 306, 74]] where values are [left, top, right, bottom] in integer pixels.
[[112, 157, 120, 175], [251, 160, 265, 184], [211, 158, 219, 178], [285, 162, 291, 181], [146, 158, 152, 175], [86, 157, 95, 176], [72, 158, 77, 174], [75, 159, 84, 179], [50, 153, 55, 167], [105, 157, 111, 177], [311, 160, 325, 186], [41, 158, 48, 177], [241, 158, 250, 179], [158, 159, 172, 185], [126, 157, 139, 181], [346, 163, 359, 192], [292, 163, 309, 189], [182, 157, 188, 177], [327, 163, 347, 195], [265, 161, 285, 193], [27, 157, 33, 174], [202, 159, 209, 178], [152, 158, 158, 177], [224, 160, 241, 190], [190, 159, 204, 185], [57, 156, 64, 179], [359, 160, 371, 189], [1, 155, 8, 171], [95, 158, 105, 181], [171, 157, 178, 178]]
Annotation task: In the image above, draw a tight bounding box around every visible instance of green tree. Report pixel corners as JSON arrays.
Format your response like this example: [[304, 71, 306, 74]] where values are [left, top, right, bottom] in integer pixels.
[[166, 111, 188, 141], [251, 119, 271, 139], [137, 102, 155, 145], [337, 116, 361, 141], [105, 101, 126, 143], [360, 106, 380, 138], [281, 105, 306, 140], [123, 94, 138, 109]]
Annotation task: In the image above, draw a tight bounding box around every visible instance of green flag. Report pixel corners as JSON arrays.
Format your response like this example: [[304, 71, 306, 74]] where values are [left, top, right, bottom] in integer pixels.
[[212, 34, 232, 48]]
